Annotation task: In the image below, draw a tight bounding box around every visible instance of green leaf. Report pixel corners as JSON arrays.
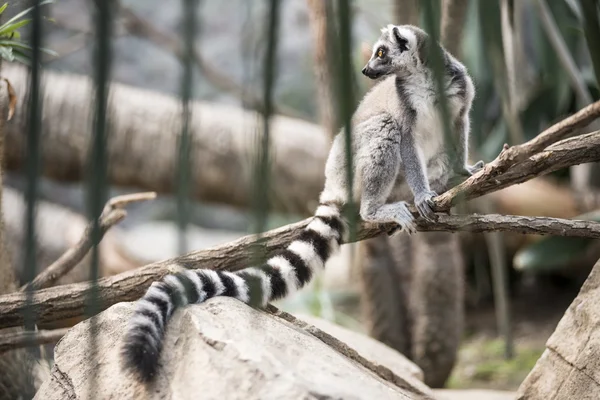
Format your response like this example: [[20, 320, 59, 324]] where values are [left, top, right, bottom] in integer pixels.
[[0, 0, 53, 32], [0, 45, 14, 61], [0, 39, 31, 50], [11, 48, 31, 65], [0, 3, 8, 15], [0, 19, 32, 37]]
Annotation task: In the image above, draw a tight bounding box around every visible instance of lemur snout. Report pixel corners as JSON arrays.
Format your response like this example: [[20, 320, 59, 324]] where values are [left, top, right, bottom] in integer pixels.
[[362, 66, 380, 79]]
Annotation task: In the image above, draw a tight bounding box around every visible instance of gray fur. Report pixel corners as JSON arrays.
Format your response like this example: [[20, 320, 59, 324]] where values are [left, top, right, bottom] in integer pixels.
[[320, 24, 483, 234]]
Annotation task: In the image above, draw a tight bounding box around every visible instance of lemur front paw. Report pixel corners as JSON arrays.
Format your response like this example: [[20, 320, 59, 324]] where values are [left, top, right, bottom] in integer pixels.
[[387, 201, 417, 236], [414, 190, 438, 222]]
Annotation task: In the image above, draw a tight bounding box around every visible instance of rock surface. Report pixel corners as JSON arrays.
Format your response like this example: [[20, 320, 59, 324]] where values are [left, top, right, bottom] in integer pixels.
[[35, 297, 438, 399], [434, 389, 515, 400], [295, 313, 425, 382], [517, 259, 600, 399]]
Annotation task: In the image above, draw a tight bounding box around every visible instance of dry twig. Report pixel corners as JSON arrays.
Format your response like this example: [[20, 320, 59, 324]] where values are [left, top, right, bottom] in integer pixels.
[[435, 100, 600, 209], [19, 192, 156, 292]]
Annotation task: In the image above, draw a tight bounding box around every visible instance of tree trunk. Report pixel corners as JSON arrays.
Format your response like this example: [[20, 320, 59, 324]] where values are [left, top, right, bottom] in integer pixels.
[[441, 0, 470, 57], [306, 0, 338, 138], [3, 64, 328, 216], [410, 232, 464, 388], [392, 0, 420, 26]]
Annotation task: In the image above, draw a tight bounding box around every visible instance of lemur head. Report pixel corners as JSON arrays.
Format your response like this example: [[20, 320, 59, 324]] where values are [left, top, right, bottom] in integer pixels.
[[362, 24, 429, 80]]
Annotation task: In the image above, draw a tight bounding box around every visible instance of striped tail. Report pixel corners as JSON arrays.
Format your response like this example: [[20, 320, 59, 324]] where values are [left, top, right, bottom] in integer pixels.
[[120, 203, 346, 382]]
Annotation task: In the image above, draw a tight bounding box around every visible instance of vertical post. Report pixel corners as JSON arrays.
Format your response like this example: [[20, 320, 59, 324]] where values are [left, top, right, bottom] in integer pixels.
[[23, 0, 43, 337], [336, 0, 356, 240], [251, 0, 280, 245], [87, 0, 114, 396], [177, 0, 199, 256]]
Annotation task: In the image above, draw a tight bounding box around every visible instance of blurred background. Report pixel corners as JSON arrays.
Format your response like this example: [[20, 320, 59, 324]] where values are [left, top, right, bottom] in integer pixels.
[[2, 0, 600, 394]]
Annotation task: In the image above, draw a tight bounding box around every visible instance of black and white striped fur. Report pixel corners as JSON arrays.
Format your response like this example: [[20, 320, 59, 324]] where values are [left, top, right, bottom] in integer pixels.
[[121, 203, 346, 382]]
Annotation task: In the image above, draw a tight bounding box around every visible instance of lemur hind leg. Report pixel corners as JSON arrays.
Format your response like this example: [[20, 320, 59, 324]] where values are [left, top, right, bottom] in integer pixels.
[[358, 142, 417, 235]]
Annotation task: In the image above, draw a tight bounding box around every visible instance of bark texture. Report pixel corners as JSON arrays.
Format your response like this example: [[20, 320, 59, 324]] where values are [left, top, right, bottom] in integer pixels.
[[441, 0, 470, 57]]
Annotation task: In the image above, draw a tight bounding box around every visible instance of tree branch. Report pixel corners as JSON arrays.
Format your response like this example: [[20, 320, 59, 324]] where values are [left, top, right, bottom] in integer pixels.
[[1, 106, 600, 330], [435, 101, 600, 209], [19, 192, 156, 292], [2, 209, 600, 329], [441, 130, 600, 206]]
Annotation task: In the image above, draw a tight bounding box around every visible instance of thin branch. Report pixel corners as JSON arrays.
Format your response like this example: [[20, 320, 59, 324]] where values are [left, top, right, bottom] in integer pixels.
[[19, 192, 156, 292], [0, 327, 69, 355], [435, 101, 600, 209]]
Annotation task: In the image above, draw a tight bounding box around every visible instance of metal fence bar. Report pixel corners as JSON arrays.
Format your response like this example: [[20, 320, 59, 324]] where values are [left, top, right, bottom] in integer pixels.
[[336, 0, 357, 240], [22, 0, 43, 336], [250, 0, 280, 258], [86, 0, 114, 397], [176, 0, 199, 256]]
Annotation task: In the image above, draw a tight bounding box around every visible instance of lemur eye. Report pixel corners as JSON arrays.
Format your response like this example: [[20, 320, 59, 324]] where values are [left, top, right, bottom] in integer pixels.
[[377, 48, 384, 58]]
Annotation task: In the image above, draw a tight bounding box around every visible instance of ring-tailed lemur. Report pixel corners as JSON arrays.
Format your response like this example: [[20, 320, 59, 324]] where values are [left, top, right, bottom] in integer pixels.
[[120, 24, 483, 383]]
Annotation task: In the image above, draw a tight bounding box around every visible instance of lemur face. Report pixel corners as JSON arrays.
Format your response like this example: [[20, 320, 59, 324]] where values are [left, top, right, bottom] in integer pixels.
[[362, 25, 420, 80]]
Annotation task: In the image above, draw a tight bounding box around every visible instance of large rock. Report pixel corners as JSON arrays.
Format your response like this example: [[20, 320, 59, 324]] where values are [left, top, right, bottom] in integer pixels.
[[35, 297, 438, 399], [517, 259, 600, 399], [295, 313, 425, 382]]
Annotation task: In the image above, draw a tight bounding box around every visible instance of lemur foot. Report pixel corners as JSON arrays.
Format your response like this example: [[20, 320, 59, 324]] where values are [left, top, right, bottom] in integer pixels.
[[466, 160, 485, 175], [414, 190, 438, 222], [387, 201, 417, 236], [454, 160, 485, 177]]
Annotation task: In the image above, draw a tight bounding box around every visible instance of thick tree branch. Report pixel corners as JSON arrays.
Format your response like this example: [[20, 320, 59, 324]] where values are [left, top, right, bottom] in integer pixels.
[[1, 208, 600, 329], [435, 101, 600, 209], [19, 192, 156, 292]]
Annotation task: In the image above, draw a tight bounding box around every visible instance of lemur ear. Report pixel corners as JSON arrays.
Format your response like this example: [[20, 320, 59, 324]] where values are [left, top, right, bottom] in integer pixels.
[[392, 27, 409, 52]]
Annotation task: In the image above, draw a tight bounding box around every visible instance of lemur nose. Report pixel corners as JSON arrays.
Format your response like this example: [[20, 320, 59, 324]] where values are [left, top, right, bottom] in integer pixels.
[[361, 67, 368, 75]]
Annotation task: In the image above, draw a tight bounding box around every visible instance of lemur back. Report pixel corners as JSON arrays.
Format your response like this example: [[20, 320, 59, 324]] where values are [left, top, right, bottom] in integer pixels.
[[120, 23, 483, 384]]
